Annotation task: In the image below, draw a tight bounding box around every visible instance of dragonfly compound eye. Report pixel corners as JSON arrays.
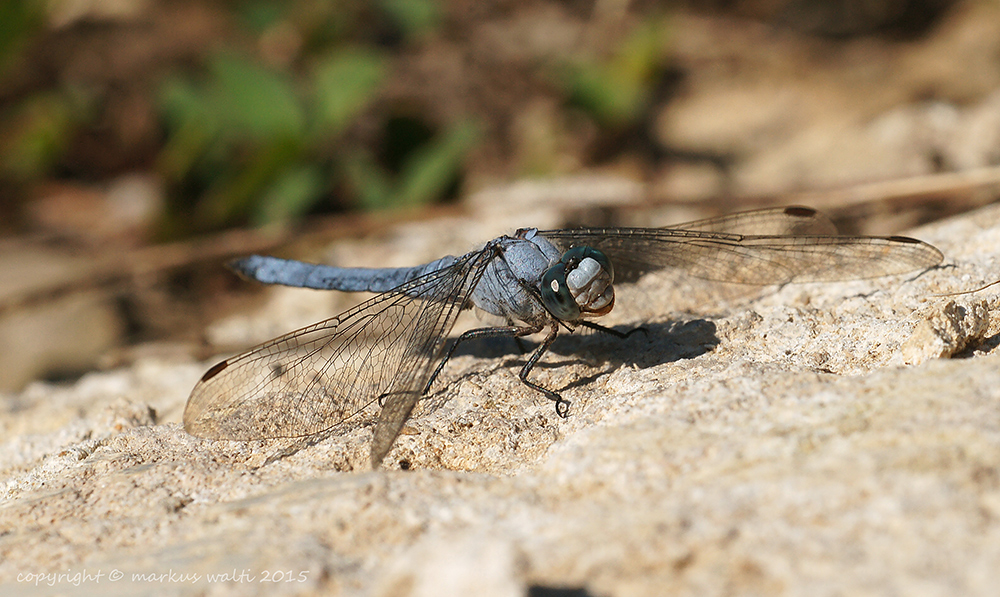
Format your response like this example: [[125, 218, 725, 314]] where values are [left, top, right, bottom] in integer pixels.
[[561, 246, 614, 283], [561, 247, 615, 316], [542, 247, 616, 320], [541, 262, 582, 320]]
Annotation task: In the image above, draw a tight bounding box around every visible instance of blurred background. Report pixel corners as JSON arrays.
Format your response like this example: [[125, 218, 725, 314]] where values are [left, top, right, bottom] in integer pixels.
[[2, 0, 999, 391]]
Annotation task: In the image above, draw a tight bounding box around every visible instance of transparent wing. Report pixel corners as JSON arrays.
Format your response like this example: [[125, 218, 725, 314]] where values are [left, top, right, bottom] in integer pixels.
[[541, 208, 942, 284], [184, 247, 494, 466], [672, 206, 839, 236]]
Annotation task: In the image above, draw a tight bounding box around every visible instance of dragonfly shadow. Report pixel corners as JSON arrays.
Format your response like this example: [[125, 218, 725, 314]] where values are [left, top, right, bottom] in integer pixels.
[[547, 318, 719, 369], [443, 318, 719, 380], [418, 318, 716, 418]]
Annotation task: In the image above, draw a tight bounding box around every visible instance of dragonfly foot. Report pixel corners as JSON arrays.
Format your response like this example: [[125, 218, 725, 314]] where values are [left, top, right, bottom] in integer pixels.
[[554, 397, 571, 418]]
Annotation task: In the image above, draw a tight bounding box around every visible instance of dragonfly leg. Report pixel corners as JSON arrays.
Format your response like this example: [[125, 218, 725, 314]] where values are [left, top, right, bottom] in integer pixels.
[[517, 324, 571, 417], [577, 320, 647, 339], [423, 323, 544, 394]]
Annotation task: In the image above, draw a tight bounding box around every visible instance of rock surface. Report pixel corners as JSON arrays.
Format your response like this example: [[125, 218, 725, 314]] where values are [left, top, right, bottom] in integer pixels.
[[3, 196, 1000, 596]]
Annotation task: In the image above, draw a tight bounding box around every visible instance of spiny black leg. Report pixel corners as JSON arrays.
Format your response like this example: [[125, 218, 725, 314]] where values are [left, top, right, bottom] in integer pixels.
[[578, 320, 648, 339], [517, 324, 571, 417], [423, 324, 543, 394]]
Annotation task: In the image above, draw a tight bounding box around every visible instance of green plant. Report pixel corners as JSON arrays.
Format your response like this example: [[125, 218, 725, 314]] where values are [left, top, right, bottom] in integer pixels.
[[559, 16, 672, 128], [0, 89, 91, 181], [344, 119, 479, 210], [157, 42, 476, 233]]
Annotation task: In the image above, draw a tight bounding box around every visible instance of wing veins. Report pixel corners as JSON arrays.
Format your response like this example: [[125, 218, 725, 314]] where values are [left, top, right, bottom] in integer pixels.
[[541, 226, 941, 284], [183, 247, 495, 443]]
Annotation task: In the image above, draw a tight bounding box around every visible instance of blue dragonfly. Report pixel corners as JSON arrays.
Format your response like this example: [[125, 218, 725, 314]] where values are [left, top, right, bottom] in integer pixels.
[[183, 207, 942, 467]]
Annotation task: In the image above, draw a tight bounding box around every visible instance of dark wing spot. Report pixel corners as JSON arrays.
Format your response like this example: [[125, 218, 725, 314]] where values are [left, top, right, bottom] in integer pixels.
[[783, 206, 818, 218], [888, 235, 921, 243], [271, 363, 286, 378], [200, 360, 229, 382]]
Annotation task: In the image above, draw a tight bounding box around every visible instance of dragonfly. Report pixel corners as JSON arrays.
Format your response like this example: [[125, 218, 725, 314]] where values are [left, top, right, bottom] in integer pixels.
[[183, 206, 943, 468]]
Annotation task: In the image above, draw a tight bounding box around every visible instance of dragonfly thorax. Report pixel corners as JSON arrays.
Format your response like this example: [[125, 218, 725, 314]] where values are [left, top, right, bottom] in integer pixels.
[[540, 246, 615, 321]]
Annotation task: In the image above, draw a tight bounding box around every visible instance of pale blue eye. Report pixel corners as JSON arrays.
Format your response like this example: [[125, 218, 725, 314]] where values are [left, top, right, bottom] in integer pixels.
[[540, 246, 613, 320], [561, 247, 613, 283]]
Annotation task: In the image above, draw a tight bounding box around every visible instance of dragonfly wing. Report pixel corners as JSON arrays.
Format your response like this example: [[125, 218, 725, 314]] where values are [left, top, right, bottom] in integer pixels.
[[540, 225, 942, 285], [672, 206, 839, 236], [184, 247, 495, 467]]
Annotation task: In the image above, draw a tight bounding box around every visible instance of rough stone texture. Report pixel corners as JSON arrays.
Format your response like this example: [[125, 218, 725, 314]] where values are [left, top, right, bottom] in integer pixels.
[[3, 196, 1000, 596]]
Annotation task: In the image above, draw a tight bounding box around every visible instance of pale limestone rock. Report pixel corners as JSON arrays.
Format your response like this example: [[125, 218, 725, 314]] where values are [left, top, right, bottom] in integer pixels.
[[899, 299, 992, 364], [2, 200, 999, 596]]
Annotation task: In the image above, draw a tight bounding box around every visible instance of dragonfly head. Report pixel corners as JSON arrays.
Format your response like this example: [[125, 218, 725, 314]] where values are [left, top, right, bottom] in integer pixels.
[[541, 246, 615, 321]]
